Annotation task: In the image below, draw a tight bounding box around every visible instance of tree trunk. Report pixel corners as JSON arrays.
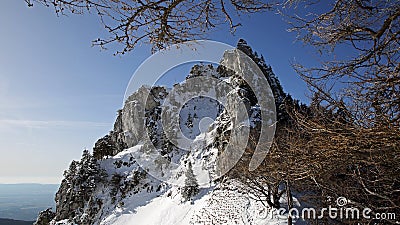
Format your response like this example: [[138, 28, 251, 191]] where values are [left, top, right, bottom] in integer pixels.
[[286, 179, 293, 225]]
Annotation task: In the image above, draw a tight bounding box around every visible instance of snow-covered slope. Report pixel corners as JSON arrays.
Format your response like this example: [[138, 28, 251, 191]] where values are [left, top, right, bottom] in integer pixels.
[[35, 40, 292, 225], [104, 180, 291, 225]]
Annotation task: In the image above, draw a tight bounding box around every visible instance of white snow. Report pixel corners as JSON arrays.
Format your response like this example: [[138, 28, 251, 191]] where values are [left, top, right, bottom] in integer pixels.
[[99, 181, 291, 225]]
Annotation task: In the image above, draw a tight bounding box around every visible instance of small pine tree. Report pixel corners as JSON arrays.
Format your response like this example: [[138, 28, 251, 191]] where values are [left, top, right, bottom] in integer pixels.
[[63, 160, 78, 180], [181, 162, 199, 202]]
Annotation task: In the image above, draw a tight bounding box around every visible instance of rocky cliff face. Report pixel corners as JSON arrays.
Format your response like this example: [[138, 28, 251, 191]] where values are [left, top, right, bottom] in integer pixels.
[[35, 40, 289, 225]]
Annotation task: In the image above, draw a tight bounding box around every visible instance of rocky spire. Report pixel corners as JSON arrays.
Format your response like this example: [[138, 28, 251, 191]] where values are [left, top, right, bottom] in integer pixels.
[[236, 39, 253, 56], [236, 39, 287, 118]]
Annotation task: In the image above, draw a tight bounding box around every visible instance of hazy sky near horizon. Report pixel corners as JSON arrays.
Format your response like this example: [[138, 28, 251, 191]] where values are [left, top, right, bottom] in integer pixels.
[[0, 0, 320, 184]]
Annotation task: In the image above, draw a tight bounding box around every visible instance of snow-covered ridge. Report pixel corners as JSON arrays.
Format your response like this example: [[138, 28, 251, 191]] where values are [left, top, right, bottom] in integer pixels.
[[35, 39, 289, 225]]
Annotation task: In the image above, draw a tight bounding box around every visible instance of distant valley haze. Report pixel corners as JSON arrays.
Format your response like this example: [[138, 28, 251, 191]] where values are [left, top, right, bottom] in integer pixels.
[[0, 184, 58, 221]]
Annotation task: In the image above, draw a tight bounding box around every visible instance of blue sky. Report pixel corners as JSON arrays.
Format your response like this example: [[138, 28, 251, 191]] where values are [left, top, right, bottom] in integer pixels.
[[0, 0, 318, 184]]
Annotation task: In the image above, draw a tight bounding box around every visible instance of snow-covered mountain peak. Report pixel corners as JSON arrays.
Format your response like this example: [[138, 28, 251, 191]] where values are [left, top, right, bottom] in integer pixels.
[[35, 40, 292, 225]]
